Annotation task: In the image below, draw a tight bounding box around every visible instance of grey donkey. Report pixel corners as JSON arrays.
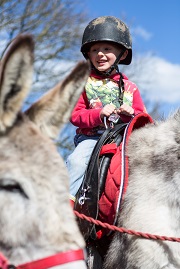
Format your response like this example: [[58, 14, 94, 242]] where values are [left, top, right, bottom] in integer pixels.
[[0, 34, 89, 269], [103, 110, 180, 269]]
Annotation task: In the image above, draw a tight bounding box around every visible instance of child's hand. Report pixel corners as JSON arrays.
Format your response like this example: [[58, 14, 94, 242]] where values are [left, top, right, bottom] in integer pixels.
[[100, 104, 116, 120], [117, 104, 134, 116]]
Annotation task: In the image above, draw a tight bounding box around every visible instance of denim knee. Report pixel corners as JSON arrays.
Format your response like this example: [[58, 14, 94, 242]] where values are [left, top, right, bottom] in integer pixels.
[[66, 151, 86, 171]]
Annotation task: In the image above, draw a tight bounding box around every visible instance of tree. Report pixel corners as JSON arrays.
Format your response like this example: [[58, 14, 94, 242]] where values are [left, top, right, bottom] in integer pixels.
[[0, 0, 89, 158], [0, 0, 87, 92]]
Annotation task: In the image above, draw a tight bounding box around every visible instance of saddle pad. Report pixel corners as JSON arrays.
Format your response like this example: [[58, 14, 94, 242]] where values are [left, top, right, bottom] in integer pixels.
[[98, 113, 153, 236]]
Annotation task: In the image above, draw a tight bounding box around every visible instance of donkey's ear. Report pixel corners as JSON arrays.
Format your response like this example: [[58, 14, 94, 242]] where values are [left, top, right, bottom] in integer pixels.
[[25, 61, 90, 140], [0, 34, 34, 133]]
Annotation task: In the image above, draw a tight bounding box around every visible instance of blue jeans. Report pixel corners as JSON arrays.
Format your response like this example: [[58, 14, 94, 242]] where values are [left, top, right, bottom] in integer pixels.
[[66, 134, 99, 197]]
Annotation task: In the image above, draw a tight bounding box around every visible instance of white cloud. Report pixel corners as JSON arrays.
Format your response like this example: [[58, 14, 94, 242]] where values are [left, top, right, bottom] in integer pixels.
[[132, 26, 153, 41], [142, 56, 180, 103]]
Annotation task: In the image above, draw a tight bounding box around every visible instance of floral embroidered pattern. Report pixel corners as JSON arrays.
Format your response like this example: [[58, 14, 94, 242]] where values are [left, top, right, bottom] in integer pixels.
[[85, 76, 133, 109]]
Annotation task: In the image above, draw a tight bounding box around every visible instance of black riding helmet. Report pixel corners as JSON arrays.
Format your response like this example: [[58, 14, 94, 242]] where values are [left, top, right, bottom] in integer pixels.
[[81, 16, 132, 65]]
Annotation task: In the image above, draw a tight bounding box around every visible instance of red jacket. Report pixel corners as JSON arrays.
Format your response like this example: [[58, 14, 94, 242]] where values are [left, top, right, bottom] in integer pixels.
[[71, 71, 146, 136]]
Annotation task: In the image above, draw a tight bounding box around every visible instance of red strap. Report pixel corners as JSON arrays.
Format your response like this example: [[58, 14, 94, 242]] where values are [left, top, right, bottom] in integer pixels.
[[0, 252, 8, 269], [16, 249, 85, 269], [100, 143, 117, 155]]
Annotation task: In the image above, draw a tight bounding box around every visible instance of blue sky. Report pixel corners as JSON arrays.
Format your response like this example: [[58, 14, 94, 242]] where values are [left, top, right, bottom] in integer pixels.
[[85, 0, 180, 64], [84, 0, 180, 117]]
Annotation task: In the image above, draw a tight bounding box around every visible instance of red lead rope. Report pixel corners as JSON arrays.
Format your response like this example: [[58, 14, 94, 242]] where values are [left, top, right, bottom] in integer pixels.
[[0, 249, 86, 269], [74, 210, 180, 243]]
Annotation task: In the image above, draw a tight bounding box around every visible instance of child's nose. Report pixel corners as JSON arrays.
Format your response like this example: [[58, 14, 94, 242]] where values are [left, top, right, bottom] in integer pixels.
[[97, 50, 104, 56]]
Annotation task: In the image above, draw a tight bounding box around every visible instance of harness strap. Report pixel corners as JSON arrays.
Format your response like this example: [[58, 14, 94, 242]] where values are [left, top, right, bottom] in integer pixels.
[[8, 249, 86, 269], [0, 252, 8, 269], [75, 127, 113, 240]]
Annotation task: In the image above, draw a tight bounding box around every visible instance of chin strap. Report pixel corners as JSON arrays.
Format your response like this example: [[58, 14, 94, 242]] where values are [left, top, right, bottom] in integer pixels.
[[7, 249, 86, 269]]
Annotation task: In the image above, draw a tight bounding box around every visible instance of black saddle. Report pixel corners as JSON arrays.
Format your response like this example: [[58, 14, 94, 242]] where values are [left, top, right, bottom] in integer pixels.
[[74, 122, 127, 240]]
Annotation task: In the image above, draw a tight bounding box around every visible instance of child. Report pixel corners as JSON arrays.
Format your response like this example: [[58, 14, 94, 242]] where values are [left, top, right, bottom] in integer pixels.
[[66, 16, 146, 201]]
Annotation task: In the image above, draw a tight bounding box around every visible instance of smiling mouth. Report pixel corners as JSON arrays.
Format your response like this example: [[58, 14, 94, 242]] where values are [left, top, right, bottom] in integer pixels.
[[97, 61, 107, 65]]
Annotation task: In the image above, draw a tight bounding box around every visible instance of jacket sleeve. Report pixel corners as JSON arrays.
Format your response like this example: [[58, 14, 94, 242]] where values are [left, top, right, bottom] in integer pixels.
[[132, 88, 147, 114], [70, 91, 103, 128]]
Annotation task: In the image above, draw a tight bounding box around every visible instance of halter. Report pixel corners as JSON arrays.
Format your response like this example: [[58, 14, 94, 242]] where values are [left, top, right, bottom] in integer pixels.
[[5, 249, 86, 269]]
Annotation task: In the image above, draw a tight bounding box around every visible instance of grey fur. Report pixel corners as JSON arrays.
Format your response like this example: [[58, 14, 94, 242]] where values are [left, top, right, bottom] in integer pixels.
[[0, 34, 89, 269], [104, 110, 180, 269]]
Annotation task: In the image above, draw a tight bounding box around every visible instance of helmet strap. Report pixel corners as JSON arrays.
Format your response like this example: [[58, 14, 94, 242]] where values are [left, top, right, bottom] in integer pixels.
[[118, 70, 125, 106]]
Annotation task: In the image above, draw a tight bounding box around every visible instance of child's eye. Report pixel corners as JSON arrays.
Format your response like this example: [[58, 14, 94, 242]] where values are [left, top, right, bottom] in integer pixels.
[[104, 47, 111, 51]]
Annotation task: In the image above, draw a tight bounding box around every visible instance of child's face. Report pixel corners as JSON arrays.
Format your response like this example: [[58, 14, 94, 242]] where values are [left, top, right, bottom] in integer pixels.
[[88, 42, 127, 74]]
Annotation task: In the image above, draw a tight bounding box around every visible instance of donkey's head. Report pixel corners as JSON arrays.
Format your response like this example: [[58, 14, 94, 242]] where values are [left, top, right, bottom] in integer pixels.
[[0, 34, 89, 266]]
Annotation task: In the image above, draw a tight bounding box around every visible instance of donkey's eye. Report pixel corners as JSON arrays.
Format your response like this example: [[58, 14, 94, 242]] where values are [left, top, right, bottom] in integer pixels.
[[0, 179, 29, 199]]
